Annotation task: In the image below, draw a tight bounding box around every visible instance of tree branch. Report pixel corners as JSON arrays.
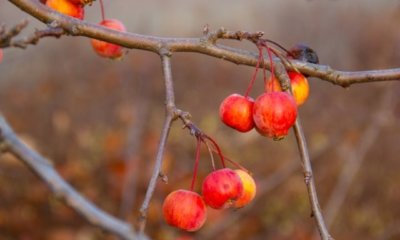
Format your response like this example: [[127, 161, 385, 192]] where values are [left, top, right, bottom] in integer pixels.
[[138, 52, 176, 234], [0, 20, 65, 48], [0, 115, 139, 240], [293, 118, 333, 240], [8, 0, 400, 87]]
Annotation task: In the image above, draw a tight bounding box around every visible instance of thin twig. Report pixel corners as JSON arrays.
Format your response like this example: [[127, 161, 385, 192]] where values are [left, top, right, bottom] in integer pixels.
[[0, 115, 138, 240], [138, 52, 176, 234], [0, 20, 65, 48], [8, 0, 400, 87], [0, 19, 28, 43], [293, 118, 333, 240], [274, 62, 331, 240]]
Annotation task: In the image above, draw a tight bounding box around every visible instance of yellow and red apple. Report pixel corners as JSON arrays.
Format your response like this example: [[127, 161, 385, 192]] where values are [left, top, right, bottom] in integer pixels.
[[233, 169, 256, 208], [267, 71, 310, 106]]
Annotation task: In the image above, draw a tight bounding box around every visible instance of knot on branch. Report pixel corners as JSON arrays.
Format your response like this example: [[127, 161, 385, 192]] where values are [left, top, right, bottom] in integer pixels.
[[304, 171, 312, 185], [183, 122, 204, 138], [175, 110, 207, 139]]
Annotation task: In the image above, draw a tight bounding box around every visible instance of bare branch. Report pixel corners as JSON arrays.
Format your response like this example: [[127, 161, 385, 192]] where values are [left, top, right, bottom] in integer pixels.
[[0, 115, 138, 240], [0, 20, 65, 48], [138, 53, 176, 234], [0, 19, 28, 42], [268, 60, 334, 239], [204, 26, 264, 43], [293, 118, 333, 240], [8, 0, 400, 87]]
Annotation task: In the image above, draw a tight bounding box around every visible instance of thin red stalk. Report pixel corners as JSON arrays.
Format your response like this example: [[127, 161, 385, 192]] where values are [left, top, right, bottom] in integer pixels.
[[203, 136, 226, 168], [270, 47, 300, 74], [203, 139, 216, 171], [263, 43, 275, 92], [260, 46, 267, 85], [222, 155, 247, 172], [190, 137, 202, 191], [264, 39, 291, 55], [208, 147, 248, 172], [99, 0, 105, 21], [244, 46, 263, 98]]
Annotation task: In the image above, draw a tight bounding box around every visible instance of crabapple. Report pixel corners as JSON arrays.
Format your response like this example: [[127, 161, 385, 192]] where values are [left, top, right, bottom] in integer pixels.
[[202, 168, 243, 209], [45, 0, 85, 19], [233, 169, 256, 208], [267, 71, 310, 106], [253, 92, 297, 139], [162, 189, 207, 232], [287, 71, 309, 106], [219, 94, 255, 132], [90, 19, 127, 59]]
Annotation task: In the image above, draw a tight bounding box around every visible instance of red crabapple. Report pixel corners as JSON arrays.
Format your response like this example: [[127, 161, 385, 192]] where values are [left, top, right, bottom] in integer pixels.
[[90, 19, 127, 59], [253, 92, 297, 139], [202, 168, 243, 209], [162, 189, 207, 232], [219, 94, 255, 132]]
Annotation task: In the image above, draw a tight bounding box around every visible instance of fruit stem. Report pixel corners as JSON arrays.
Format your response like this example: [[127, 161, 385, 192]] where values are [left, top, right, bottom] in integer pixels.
[[212, 149, 249, 172], [260, 46, 267, 85], [271, 47, 301, 74], [263, 42, 275, 92], [99, 0, 106, 21], [244, 46, 263, 98], [190, 136, 202, 191], [264, 39, 291, 56], [203, 135, 226, 168], [204, 140, 216, 171]]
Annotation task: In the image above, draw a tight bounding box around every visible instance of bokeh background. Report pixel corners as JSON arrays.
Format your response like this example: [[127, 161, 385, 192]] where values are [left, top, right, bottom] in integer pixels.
[[1, 0, 400, 239]]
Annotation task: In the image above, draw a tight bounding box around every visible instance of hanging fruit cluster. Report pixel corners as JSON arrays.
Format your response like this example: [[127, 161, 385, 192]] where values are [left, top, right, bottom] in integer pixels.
[[220, 41, 313, 140], [162, 128, 256, 231]]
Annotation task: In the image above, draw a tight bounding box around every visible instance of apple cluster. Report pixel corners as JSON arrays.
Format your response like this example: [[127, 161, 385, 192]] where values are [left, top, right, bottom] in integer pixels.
[[219, 45, 310, 139], [43, 0, 126, 59], [162, 168, 256, 232]]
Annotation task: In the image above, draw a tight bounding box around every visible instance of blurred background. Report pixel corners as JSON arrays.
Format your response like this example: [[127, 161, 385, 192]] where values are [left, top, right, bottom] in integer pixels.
[[1, 0, 400, 239]]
